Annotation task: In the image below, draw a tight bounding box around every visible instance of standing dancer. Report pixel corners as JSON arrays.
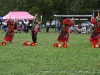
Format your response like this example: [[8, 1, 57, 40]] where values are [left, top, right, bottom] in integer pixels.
[[54, 18, 74, 48], [89, 18, 100, 47], [31, 14, 42, 44], [4, 19, 17, 43]]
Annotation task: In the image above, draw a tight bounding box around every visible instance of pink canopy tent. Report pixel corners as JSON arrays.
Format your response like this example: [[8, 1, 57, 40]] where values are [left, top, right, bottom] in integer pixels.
[[3, 11, 34, 20]]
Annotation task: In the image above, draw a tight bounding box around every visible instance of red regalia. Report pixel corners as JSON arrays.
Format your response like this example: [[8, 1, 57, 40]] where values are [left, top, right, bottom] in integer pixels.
[[89, 19, 100, 44], [17, 25, 22, 32], [4, 20, 17, 42], [57, 27, 69, 42], [57, 18, 74, 43]]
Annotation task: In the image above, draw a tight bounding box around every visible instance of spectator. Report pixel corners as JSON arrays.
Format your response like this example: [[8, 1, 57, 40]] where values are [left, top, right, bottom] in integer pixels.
[[46, 21, 50, 32], [23, 19, 29, 33], [55, 20, 61, 33], [81, 26, 86, 34], [17, 20, 22, 33], [3, 20, 8, 32]]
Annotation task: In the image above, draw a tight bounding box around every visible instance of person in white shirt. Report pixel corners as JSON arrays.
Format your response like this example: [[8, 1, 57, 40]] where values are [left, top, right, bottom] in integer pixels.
[[81, 26, 86, 34], [23, 19, 29, 33]]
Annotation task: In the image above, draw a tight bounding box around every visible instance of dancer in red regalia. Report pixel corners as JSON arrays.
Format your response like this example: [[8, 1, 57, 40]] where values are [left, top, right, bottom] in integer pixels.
[[89, 18, 100, 48], [4, 19, 17, 43], [17, 25, 22, 33], [54, 18, 74, 48]]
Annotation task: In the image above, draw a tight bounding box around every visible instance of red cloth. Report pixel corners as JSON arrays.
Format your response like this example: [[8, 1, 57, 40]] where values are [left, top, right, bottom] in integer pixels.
[[14, 22, 17, 27], [68, 20, 74, 27], [7, 20, 16, 31], [89, 30, 100, 44], [57, 28, 69, 42], [63, 19, 68, 25], [17, 26, 22, 32], [4, 31, 14, 42], [8, 25, 14, 31], [4, 20, 15, 42], [97, 28, 100, 33], [57, 18, 73, 42], [33, 29, 38, 35], [7, 20, 11, 25], [89, 37, 99, 44], [57, 32, 69, 42], [91, 19, 97, 24]]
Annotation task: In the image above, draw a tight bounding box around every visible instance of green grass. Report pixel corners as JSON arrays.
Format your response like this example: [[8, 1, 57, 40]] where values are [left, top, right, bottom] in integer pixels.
[[0, 28, 100, 75]]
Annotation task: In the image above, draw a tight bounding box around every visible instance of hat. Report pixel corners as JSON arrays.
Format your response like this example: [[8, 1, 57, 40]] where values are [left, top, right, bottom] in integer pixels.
[[69, 20, 74, 27], [91, 19, 97, 24], [63, 18, 69, 25]]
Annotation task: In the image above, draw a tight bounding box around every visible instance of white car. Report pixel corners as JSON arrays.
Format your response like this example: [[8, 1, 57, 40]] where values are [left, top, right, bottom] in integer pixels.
[[51, 19, 60, 28], [2, 20, 8, 25], [81, 21, 90, 26]]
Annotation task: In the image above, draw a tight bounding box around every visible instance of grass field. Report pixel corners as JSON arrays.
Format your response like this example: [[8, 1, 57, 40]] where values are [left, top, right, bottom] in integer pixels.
[[0, 28, 100, 75]]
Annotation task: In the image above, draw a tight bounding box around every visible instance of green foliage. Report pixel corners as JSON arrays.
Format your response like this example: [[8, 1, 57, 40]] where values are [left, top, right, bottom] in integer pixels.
[[0, 29, 100, 75], [0, 0, 100, 22]]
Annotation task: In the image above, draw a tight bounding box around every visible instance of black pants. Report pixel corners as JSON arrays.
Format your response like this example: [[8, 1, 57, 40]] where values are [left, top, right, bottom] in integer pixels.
[[46, 27, 49, 32], [24, 26, 29, 33], [24, 29, 29, 33], [32, 31, 37, 43]]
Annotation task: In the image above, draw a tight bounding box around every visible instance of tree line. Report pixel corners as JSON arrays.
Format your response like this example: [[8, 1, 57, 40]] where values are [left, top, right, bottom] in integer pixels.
[[0, 0, 100, 23]]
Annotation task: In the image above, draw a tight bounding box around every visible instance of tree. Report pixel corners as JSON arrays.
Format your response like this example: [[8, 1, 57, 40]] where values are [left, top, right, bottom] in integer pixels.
[[0, 0, 100, 22]]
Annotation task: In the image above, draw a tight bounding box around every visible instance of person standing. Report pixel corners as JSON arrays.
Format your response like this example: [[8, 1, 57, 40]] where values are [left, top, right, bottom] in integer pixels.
[[23, 19, 29, 33], [17, 20, 22, 33], [46, 21, 50, 32], [3, 20, 8, 32], [31, 14, 42, 44]]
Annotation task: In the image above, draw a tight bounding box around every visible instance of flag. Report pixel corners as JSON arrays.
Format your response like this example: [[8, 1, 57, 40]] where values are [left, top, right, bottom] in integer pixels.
[[91, 11, 95, 21]]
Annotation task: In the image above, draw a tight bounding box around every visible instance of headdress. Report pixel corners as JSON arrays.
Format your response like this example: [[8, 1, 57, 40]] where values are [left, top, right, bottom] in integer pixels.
[[63, 18, 69, 25], [91, 16, 100, 24], [63, 18, 74, 27]]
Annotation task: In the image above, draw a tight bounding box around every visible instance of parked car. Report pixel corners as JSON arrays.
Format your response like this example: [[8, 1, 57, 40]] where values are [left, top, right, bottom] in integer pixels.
[[41, 24, 45, 28], [81, 21, 90, 26], [51, 19, 60, 28], [2, 20, 8, 25]]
